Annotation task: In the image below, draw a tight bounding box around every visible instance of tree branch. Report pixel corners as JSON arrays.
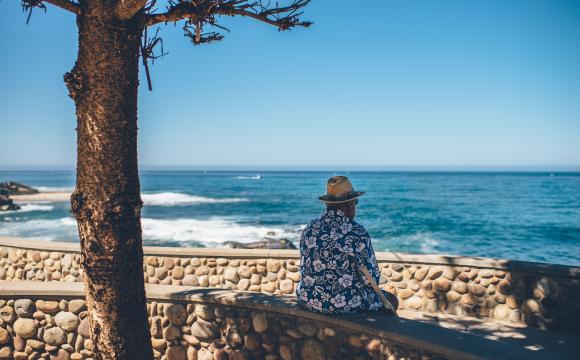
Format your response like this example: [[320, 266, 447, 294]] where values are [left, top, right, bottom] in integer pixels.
[[146, 2, 200, 26], [22, 0, 81, 15], [146, 0, 312, 31]]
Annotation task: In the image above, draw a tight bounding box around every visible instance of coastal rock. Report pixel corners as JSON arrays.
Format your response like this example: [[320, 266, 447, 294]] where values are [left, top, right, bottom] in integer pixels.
[[523, 299, 540, 314], [190, 318, 218, 341], [165, 304, 187, 326], [252, 312, 268, 332], [68, 300, 86, 314], [50, 348, 70, 360], [237, 266, 251, 279], [36, 300, 60, 315], [452, 281, 468, 294], [226, 328, 243, 349], [406, 296, 423, 309], [14, 299, 34, 318], [13, 318, 37, 339], [244, 333, 261, 351], [224, 268, 239, 283], [237, 278, 250, 291], [493, 304, 510, 320], [414, 267, 429, 281], [172, 266, 185, 280], [55, 312, 80, 332], [182, 275, 199, 287], [266, 260, 281, 273], [0, 306, 16, 323], [224, 239, 297, 250], [301, 339, 325, 360], [163, 325, 181, 342], [187, 347, 197, 360], [26, 339, 44, 351], [44, 327, 66, 346], [0, 195, 19, 212], [13, 336, 25, 352], [194, 304, 214, 321], [151, 338, 167, 351], [0, 328, 10, 345], [0, 347, 11, 359], [280, 279, 294, 294], [77, 319, 90, 338], [166, 345, 187, 360], [428, 267, 444, 280], [0, 182, 39, 195], [433, 278, 451, 292]]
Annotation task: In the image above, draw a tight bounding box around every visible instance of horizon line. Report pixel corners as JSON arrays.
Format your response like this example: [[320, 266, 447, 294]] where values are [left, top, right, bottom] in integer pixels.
[[1, 165, 580, 172]]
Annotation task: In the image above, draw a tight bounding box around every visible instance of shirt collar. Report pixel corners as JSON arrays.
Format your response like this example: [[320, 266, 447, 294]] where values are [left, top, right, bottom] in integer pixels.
[[325, 209, 349, 220]]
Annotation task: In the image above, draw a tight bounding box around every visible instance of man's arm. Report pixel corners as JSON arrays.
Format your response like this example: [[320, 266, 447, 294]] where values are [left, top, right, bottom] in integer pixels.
[[353, 228, 380, 284], [360, 264, 398, 315]]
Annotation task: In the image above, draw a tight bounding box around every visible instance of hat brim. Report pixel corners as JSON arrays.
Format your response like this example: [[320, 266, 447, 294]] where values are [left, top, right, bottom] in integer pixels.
[[319, 191, 365, 203]]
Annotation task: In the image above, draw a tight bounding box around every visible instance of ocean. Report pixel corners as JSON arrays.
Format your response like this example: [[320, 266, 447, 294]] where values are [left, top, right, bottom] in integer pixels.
[[1, 170, 579, 266]]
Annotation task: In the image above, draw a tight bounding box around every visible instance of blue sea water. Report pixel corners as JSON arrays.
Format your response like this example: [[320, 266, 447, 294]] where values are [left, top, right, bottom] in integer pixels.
[[0, 170, 579, 266]]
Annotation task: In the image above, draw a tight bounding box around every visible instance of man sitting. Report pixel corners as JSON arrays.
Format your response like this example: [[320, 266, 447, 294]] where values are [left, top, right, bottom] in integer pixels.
[[296, 176, 398, 314]]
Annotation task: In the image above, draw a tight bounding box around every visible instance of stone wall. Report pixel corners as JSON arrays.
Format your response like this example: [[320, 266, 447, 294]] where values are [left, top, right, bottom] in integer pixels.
[[1, 237, 579, 331], [0, 282, 451, 360]]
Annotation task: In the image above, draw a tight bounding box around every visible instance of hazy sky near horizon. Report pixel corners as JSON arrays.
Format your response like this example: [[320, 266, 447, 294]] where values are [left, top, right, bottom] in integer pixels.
[[1, 0, 579, 169]]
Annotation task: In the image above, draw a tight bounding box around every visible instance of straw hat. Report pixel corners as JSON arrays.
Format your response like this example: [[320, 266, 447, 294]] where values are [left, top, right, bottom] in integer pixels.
[[319, 176, 365, 203]]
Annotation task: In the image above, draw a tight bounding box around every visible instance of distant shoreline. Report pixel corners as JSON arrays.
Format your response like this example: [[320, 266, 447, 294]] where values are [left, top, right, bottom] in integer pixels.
[[12, 191, 70, 203]]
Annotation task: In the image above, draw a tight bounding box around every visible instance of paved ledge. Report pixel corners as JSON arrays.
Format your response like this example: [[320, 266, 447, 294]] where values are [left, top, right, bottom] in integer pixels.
[[1, 281, 577, 360], [1, 236, 578, 277]]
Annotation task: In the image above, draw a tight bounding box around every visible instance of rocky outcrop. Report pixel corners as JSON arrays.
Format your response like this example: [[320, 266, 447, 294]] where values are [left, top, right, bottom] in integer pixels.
[[0, 190, 19, 211], [225, 231, 298, 249], [224, 238, 297, 250], [0, 182, 39, 195]]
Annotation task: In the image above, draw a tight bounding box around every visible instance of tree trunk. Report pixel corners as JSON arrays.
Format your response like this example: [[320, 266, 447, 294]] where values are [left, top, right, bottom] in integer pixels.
[[65, 2, 153, 359]]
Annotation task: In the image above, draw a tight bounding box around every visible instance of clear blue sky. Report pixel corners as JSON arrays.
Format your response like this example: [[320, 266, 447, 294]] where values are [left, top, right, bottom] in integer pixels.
[[1, 0, 579, 170]]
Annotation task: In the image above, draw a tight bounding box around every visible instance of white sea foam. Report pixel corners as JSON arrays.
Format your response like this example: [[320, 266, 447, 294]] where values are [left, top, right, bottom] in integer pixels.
[[0, 204, 55, 214], [141, 193, 248, 206], [141, 217, 298, 246], [400, 233, 440, 252], [234, 175, 261, 180], [0, 217, 77, 241], [0, 216, 299, 246]]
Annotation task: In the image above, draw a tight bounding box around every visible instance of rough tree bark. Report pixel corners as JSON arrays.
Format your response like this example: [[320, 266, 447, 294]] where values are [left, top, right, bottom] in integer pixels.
[[64, 2, 152, 359]]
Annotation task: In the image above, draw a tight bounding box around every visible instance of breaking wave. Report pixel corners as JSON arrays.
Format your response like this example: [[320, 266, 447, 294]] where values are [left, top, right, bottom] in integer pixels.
[[0, 216, 300, 246], [234, 175, 261, 180], [0, 204, 55, 214], [141, 217, 298, 246], [141, 192, 248, 207]]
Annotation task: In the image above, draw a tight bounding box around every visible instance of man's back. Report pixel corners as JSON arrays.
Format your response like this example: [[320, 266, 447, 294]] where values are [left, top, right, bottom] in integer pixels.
[[296, 209, 383, 314]]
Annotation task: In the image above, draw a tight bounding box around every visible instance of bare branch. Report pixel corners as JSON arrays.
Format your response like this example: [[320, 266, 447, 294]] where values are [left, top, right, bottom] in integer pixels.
[[21, 0, 79, 24], [146, 2, 200, 26], [22, 0, 80, 15], [44, 0, 79, 14], [146, 0, 312, 32]]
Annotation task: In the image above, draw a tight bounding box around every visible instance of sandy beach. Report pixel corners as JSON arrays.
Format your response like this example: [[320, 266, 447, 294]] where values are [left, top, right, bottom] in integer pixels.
[[12, 191, 71, 203]]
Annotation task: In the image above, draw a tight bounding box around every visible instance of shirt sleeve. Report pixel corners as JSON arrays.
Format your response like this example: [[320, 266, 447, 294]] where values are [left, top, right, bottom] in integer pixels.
[[353, 227, 380, 286]]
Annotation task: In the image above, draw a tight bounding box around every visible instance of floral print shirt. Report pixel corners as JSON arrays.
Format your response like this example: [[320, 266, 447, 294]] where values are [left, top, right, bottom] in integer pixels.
[[296, 210, 383, 314]]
